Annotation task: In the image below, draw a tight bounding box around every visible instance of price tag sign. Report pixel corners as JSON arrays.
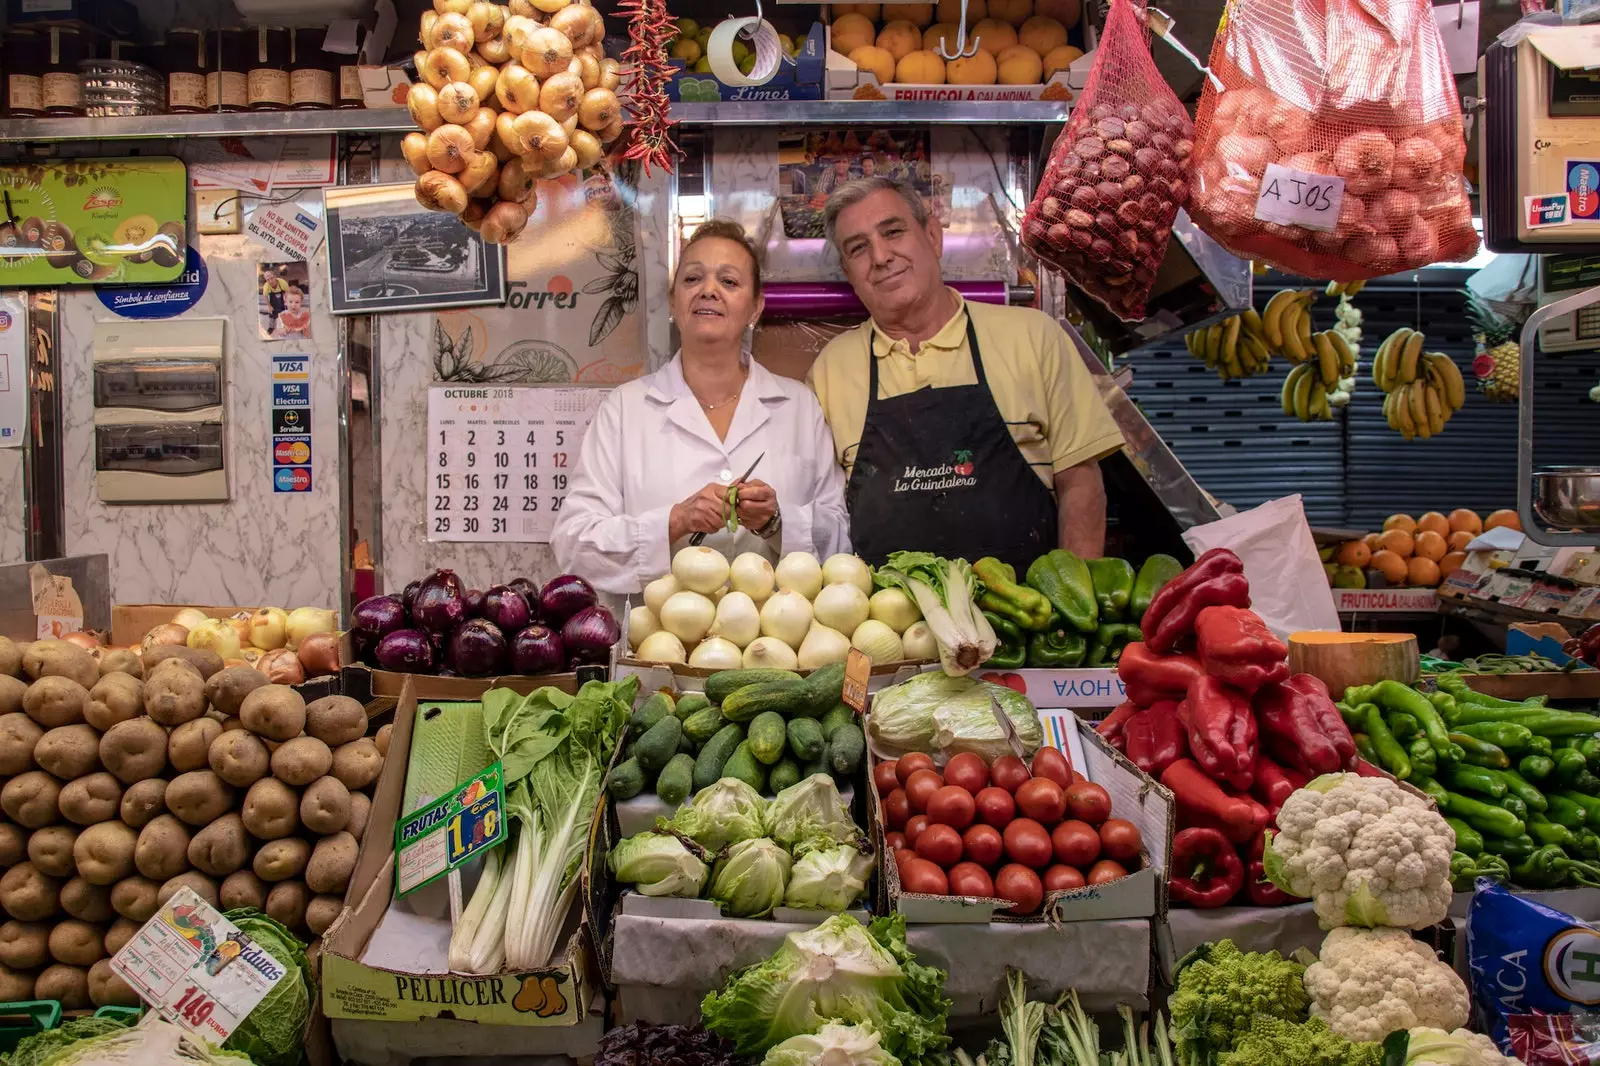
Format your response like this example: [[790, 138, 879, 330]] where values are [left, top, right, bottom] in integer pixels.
[[110, 888, 288, 1043], [394, 762, 508, 898], [841, 648, 872, 714], [1253, 163, 1345, 232]]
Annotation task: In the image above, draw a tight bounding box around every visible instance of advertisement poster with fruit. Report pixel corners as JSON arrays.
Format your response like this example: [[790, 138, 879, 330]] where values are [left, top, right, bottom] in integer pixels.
[[0, 157, 187, 286], [778, 129, 940, 239]]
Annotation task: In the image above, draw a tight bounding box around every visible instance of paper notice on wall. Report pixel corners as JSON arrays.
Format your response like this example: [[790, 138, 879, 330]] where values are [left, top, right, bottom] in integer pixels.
[[270, 137, 337, 190], [248, 203, 324, 261], [186, 138, 283, 193], [0, 293, 24, 448]]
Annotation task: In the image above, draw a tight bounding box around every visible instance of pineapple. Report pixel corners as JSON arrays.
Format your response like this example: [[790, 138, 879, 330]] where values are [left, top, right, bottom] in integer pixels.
[[1465, 289, 1521, 403]]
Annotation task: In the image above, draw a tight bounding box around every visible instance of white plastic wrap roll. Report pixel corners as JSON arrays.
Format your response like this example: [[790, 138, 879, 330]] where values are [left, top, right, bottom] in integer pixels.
[[705, 17, 782, 86]]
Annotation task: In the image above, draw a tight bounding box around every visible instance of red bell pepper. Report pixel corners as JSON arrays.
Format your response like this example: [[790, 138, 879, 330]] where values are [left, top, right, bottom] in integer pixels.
[[1116, 642, 1205, 707], [1250, 753, 1304, 816], [1192, 606, 1289, 693], [1141, 549, 1246, 649], [1095, 701, 1138, 750], [1123, 701, 1188, 777], [981, 671, 1028, 694], [1254, 673, 1359, 777], [1146, 571, 1253, 654], [1246, 858, 1297, 906], [1161, 758, 1269, 844], [1177, 675, 1257, 790], [1168, 827, 1245, 908]]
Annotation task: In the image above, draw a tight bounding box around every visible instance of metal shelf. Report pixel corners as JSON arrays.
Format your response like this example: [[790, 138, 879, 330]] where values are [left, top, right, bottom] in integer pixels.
[[670, 99, 1070, 124]]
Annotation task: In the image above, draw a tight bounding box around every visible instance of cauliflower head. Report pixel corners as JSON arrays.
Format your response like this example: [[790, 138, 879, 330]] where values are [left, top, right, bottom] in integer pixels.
[[1304, 927, 1469, 1043], [1404, 1027, 1524, 1066], [1264, 772, 1455, 930]]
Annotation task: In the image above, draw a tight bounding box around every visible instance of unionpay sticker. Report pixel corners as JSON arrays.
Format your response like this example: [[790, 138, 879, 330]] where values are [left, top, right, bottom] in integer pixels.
[[1527, 194, 1572, 229]]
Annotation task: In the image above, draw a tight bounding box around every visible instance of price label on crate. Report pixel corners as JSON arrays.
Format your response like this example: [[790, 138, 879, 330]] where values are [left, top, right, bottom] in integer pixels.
[[394, 761, 508, 898], [109, 887, 288, 1043], [426, 385, 606, 543]]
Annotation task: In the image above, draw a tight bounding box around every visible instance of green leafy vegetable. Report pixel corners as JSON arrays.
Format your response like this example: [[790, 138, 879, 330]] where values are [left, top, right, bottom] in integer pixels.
[[761, 1022, 901, 1066], [29, 1016, 253, 1066], [1216, 1015, 1382, 1066], [709, 838, 792, 918], [875, 553, 997, 676], [866, 672, 1043, 765], [783, 843, 874, 912], [1169, 940, 1310, 1066], [609, 831, 710, 898], [222, 908, 315, 1066], [765, 775, 863, 852], [4, 1016, 131, 1066], [665, 778, 768, 853]]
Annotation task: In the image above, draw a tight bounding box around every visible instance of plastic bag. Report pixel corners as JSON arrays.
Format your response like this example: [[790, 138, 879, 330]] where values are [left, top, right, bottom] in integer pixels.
[[1187, 0, 1479, 280], [1022, 0, 1193, 321], [1181, 495, 1339, 638]]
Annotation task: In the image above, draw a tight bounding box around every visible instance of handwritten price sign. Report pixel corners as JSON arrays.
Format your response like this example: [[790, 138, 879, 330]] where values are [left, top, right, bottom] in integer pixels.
[[1253, 164, 1346, 232]]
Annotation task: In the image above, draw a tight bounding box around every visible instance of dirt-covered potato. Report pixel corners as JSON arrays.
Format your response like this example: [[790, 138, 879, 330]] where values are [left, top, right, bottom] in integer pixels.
[[119, 778, 166, 828], [88, 957, 138, 1007], [158, 871, 218, 908], [2, 771, 61, 828], [272, 736, 332, 787], [0, 823, 25, 867], [84, 672, 143, 731], [22, 676, 88, 728], [240, 685, 306, 742], [102, 917, 139, 956], [168, 717, 221, 772], [147, 655, 200, 682], [27, 825, 78, 878], [0, 962, 35, 1002], [134, 814, 191, 881], [206, 666, 270, 717], [375, 722, 393, 757], [306, 831, 358, 895], [209, 729, 269, 787], [0, 635, 20, 678], [242, 778, 298, 840], [165, 770, 234, 827], [33, 723, 101, 780], [221, 716, 245, 732], [348, 791, 372, 842], [73, 821, 137, 885], [142, 644, 222, 679], [59, 876, 113, 922], [49, 919, 105, 965], [331, 738, 383, 791], [24, 640, 98, 690], [0, 675, 26, 718], [187, 813, 249, 877], [253, 837, 311, 882], [35, 963, 89, 1009], [306, 894, 343, 936], [99, 717, 167, 784], [0, 862, 62, 921], [299, 776, 351, 835], [0, 711, 40, 775], [97, 649, 144, 681], [305, 695, 366, 746], [110, 876, 159, 921], [0, 921, 49, 969], [265, 879, 310, 932], [59, 772, 122, 826], [143, 666, 206, 726], [220, 870, 267, 911]]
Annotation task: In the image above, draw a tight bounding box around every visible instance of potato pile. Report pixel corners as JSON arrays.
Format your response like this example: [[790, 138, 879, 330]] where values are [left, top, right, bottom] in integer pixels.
[[0, 636, 390, 1009], [407, 0, 624, 244]]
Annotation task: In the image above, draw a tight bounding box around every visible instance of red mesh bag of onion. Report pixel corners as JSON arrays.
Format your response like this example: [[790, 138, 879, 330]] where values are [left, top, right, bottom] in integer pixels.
[[1021, 0, 1194, 322], [1186, 0, 1478, 279]]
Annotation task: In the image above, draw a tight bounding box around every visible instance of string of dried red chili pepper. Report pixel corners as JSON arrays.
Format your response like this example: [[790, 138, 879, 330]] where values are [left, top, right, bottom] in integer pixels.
[[617, 0, 679, 175]]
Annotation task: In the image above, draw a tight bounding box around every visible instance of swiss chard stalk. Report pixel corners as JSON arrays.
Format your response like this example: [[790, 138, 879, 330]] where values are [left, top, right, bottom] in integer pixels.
[[875, 551, 997, 676]]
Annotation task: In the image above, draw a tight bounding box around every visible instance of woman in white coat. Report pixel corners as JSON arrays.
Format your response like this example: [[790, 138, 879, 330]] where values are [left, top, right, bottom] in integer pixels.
[[552, 219, 850, 596]]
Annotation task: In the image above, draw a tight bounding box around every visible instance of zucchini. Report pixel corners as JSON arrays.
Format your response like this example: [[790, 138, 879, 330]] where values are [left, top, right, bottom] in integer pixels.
[[681, 705, 726, 744], [748, 711, 788, 765], [787, 718, 826, 762], [721, 679, 808, 722], [673, 692, 712, 721], [656, 753, 696, 806], [800, 757, 829, 780], [801, 662, 847, 717], [693, 723, 744, 791], [634, 714, 683, 774], [722, 741, 768, 793], [769, 757, 803, 794], [828, 722, 866, 778], [706, 668, 802, 705], [630, 691, 675, 734], [607, 757, 646, 801], [819, 703, 857, 740]]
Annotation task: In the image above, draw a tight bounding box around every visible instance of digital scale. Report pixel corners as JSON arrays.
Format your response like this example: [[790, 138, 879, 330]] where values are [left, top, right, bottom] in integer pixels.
[[1537, 252, 1600, 350]]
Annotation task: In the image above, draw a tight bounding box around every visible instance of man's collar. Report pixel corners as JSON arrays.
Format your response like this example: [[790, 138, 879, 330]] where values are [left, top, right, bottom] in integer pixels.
[[870, 288, 968, 358]]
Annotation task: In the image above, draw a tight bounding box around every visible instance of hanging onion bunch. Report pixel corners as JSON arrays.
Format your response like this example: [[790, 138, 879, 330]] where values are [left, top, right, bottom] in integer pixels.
[[408, 0, 625, 244]]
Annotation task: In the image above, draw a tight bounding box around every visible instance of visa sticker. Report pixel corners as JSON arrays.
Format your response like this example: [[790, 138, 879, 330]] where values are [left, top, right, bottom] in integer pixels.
[[1527, 194, 1572, 229], [1568, 161, 1600, 221]]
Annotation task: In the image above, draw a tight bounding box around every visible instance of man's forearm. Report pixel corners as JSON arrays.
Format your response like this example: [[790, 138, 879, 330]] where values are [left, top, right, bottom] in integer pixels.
[[1055, 461, 1106, 557]]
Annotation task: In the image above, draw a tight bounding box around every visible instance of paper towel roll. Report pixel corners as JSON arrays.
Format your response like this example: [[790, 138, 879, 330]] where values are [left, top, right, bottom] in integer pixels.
[[705, 17, 782, 86]]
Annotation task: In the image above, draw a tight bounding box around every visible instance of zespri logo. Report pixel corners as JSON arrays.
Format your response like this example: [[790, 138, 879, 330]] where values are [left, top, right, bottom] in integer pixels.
[[83, 186, 123, 210]]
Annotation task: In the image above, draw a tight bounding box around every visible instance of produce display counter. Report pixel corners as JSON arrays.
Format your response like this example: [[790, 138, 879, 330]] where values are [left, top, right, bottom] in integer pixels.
[[328, 994, 607, 1066], [1156, 903, 1326, 985]]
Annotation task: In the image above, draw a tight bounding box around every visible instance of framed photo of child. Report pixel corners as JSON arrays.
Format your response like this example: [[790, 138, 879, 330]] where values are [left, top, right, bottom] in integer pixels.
[[259, 260, 313, 341]]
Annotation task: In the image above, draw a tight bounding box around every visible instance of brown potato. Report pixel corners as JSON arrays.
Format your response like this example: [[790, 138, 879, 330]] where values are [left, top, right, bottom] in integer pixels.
[[241, 685, 306, 742], [187, 813, 249, 877], [306, 894, 343, 936], [119, 778, 166, 828], [0, 862, 62, 921], [375, 722, 393, 757], [110, 876, 160, 921], [306, 831, 358, 895], [48, 920, 104, 968], [103, 917, 139, 955], [72, 821, 136, 885], [157, 871, 219, 909], [134, 815, 191, 881], [26, 825, 78, 878], [0, 823, 25, 867], [331, 738, 383, 791], [253, 837, 312, 882], [168, 717, 221, 772], [99, 717, 168, 784], [0, 675, 26, 718], [242, 778, 299, 840], [0, 920, 50, 968], [209, 729, 269, 788], [141, 644, 222, 679], [59, 772, 122, 826], [59, 876, 113, 922], [87, 957, 138, 1007], [348, 791, 372, 842], [97, 648, 144, 681], [220, 870, 267, 911], [0, 963, 33, 1002], [23, 640, 98, 690], [143, 666, 206, 726], [0, 635, 20, 678], [272, 736, 332, 787], [34, 962, 89, 1009], [33, 723, 101, 780], [305, 695, 367, 746], [165, 770, 234, 827], [265, 879, 310, 932], [0, 711, 41, 774], [205, 666, 270, 717], [84, 673, 143, 730], [300, 776, 351, 835], [22, 676, 88, 728], [2, 770, 62, 828], [221, 716, 245, 732]]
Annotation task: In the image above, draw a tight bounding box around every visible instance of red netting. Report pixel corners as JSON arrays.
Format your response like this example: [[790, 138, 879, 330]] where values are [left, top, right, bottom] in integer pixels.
[[1187, 0, 1479, 280], [1021, 0, 1193, 322]]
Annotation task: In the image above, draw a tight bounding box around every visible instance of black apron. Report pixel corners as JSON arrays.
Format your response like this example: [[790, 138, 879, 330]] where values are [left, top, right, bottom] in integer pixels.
[[845, 313, 1058, 571]]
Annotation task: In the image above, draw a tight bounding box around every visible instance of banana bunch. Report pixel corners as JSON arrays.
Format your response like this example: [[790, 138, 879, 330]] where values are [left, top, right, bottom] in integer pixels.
[[1264, 289, 1358, 420], [1281, 362, 1337, 421], [1263, 288, 1317, 363], [1371, 327, 1467, 440], [1324, 280, 1367, 297], [1182, 310, 1273, 381]]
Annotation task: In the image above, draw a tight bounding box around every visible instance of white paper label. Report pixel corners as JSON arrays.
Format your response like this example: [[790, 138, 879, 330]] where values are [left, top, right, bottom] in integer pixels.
[[1253, 163, 1345, 232]]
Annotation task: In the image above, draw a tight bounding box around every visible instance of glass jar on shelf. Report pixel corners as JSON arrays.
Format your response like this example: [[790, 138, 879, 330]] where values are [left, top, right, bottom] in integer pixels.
[[246, 25, 291, 110]]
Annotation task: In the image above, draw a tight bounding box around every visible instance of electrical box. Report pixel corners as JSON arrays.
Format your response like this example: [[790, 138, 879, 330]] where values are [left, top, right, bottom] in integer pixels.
[[1538, 253, 1600, 351], [91, 318, 228, 503]]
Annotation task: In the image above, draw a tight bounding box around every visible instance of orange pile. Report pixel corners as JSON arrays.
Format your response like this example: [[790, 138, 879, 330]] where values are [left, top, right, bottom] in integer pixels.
[[1336, 508, 1522, 588]]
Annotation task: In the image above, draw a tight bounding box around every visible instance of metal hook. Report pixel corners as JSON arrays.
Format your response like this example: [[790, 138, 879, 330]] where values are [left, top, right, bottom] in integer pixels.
[[935, 0, 981, 59]]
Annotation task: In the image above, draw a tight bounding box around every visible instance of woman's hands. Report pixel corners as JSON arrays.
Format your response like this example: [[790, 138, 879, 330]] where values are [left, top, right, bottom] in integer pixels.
[[734, 479, 777, 533], [668, 479, 779, 543]]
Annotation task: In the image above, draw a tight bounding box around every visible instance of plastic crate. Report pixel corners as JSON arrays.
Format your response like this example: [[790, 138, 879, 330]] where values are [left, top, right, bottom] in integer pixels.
[[0, 1000, 60, 1053], [91, 1006, 142, 1024]]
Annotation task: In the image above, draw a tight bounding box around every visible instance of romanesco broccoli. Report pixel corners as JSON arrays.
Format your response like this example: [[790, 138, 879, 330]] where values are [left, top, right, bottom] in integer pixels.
[[1218, 1015, 1383, 1066], [1170, 940, 1311, 1064]]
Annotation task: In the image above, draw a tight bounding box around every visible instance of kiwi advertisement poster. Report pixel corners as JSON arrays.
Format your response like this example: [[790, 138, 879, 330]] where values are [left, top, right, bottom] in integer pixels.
[[0, 157, 187, 285]]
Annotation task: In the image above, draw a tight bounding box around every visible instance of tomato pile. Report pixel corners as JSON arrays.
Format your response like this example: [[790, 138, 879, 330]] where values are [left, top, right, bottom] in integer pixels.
[[875, 748, 1143, 916]]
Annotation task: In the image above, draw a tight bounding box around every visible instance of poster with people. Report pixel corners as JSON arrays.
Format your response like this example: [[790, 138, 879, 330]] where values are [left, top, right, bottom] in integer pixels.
[[776, 129, 936, 239], [258, 260, 313, 341]]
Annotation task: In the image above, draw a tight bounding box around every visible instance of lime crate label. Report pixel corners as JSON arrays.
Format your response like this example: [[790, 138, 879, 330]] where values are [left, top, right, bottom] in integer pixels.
[[395, 762, 507, 897]]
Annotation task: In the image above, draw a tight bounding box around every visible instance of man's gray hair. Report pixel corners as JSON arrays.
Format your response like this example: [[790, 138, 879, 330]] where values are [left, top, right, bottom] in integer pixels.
[[822, 176, 930, 248]]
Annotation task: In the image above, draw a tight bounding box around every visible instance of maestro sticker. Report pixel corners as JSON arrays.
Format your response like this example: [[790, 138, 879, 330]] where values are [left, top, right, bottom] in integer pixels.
[[1568, 161, 1600, 222]]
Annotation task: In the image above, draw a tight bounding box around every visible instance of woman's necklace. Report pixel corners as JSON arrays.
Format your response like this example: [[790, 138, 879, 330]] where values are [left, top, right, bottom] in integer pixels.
[[694, 365, 748, 411]]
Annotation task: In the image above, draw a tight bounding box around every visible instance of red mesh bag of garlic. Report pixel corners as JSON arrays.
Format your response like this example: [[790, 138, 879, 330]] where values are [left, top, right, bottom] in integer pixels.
[[1187, 0, 1478, 279], [1022, 0, 1194, 322]]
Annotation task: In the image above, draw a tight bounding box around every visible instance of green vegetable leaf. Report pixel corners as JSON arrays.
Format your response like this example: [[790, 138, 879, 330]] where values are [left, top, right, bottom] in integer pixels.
[[222, 909, 314, 1066]]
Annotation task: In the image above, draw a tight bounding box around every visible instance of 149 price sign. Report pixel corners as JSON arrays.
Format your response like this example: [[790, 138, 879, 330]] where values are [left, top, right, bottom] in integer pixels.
[[173, 985, 217, 1028]]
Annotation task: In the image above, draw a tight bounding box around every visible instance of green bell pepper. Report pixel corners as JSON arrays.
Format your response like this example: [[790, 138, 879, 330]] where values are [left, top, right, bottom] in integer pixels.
[[1575, 828, 1600, 860], [1446, 817, 1485, 856], [1489, 767, 1548, 812], [974, 557, 1053, 631], [1086, 622, 1141, 667], [1407, 735, 1437, 779], [1389, 712, 1420, 741], [981, 611, 1027, 669], [1519, 754, 1556, 781], [1482, 833, 1537, 861], [1547, 793, 1589, 829], [1353, 732, 1379, 765], [1443, 790, 1525, 838], [1027, 627, 1087, 668], [1527, 813, 1578, 851], [1130, 553, 1183, 620], [1085, 557, 1136, 623], [1451, 851, 1510, 891], [1454, 720, 1536, 752], [1025, 549, 1098, 634], [1365, 704, 1412, 780], [1512, 844, 1600, 889]]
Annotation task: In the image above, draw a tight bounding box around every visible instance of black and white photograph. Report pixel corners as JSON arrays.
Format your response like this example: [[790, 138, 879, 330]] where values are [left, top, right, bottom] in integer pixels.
[[323, 183, 506, 315]]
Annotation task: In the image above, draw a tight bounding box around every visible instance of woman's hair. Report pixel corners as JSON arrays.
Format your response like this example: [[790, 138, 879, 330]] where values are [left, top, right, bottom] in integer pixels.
[[675, 218, 763, 295]]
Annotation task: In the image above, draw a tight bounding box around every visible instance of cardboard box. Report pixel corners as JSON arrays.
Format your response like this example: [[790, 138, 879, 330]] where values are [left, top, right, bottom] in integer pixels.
[[320, 679, 603, 1028], [614, 658, 925, 693], [667, 23, 825, 102], [823, 31, 1090, 102], [0, 557, 108, 642], [337, 631, 585, 703], [967, 666, 1126, 709], [358, 66, 411, 109], [116, 603, 339, 700]]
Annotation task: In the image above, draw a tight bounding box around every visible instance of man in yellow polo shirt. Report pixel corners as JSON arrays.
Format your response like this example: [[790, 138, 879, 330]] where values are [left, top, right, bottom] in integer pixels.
[[809, 176, 1124, 568]]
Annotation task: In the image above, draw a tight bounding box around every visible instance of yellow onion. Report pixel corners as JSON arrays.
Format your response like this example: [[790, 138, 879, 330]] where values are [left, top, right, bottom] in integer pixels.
[[570, 129, 603, 170], [433, 12, 475, 52], [478, 34, 512, 64], [408, 84, 443, 131], [297, 632, 343, 678], [421, 46, 471, 88], [577, 87, 618, 132], [62, 631, 101, 652], [257, 647, 306, 685], [464, 106, 496, 150], [495, 63, 539, 113], [467, 63, 499, 101], [539, 72, 583, 123], [141, 623, 189, 654], [247, 607, 288, 650], [401, 131, 432, 175], [497, 156, 536, 202], [461, 200, 489, 230], [416, 170, 469, 213], [286, 607, 337, 651], [514, 110, 568, 158], [188, 617, 242, 659], [437, 81, 480, 124], [521, 27, 573, 77], [426, 123, 475, 173], [599, 58, 622, 92], [540, 146, 578, 179], [572, 52, 600, 90], [496, 110, 528, 155], [531, 0, 570, 11], [462, 149, 499, 196], [481, 200, 529, 244]]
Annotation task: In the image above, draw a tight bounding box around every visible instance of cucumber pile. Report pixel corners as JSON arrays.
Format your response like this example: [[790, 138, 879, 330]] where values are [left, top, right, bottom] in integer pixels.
[[606, 663, 867, 803]]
